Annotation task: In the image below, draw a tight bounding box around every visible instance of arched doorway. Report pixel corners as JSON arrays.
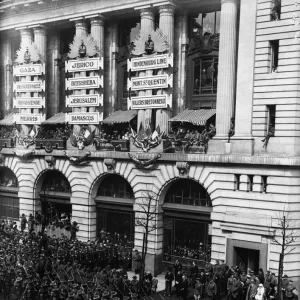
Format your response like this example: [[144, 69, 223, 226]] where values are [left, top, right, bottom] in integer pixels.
[[162, 179, 212, 266], [0, 167, 19, 221], [95, 175, 134, 244], [37, 170, 72, 235]]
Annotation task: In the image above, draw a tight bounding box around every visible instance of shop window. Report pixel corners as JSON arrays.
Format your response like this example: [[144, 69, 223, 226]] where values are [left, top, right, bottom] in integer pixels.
[[193, 57, 218, 95], [270, 0, 281, 21], [0, 196, 19, 220], [234, 174, 241, 191], [270, 40, 279, 73], [97, 176, 134, 199], [165, 179, 212, 207]]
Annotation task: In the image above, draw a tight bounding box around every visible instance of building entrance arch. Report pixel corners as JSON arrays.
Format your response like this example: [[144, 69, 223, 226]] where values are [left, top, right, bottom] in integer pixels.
[[95, 174, 134, 246], [0, 167, 19, 222], [162, 178, 212, 266], [36, 170, 71, 235]]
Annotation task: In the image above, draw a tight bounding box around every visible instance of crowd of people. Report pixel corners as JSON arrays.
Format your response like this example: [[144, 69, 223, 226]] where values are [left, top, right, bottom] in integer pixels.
[[163, 260, 298, 300], [0, 221, 298, 300], [0, 225, 148, 300]]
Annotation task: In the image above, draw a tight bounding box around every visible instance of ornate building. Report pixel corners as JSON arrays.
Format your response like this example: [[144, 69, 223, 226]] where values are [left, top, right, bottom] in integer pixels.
[[0, 0, 299, 288]]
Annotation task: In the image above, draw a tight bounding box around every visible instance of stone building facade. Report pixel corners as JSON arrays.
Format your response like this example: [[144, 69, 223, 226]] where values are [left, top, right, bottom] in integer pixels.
[[0, 0, 299, 289]]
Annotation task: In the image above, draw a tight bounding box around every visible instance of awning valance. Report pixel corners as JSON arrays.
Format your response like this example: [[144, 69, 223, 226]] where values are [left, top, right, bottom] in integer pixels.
[[169, 109, 216, 126], [0, 113, 15, 126], [102, 110, 137, 125], [42, 113, 66, 125]]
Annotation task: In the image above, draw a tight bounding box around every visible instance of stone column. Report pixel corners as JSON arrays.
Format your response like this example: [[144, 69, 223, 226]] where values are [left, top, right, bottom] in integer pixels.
[[156, 5, 175, 134], [231, 0, 257, 155], [214, 0, 238, 139], [111, 23, 118, 114], [47, 30, 60, 117], [1, 36, 13, 117], [178, 9, 188, 114], [137, 8, 155, 131], [19, 29, 33, 135], [90, 16, 105, 134], [33, 26, 46, 121]]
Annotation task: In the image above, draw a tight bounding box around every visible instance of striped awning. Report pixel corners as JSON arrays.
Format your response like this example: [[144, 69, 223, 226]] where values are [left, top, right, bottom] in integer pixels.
[[169, 109, 216, 126], [42, 113, 66, 124], [0, 113, 15, 126], [102, 110, 137, 124]]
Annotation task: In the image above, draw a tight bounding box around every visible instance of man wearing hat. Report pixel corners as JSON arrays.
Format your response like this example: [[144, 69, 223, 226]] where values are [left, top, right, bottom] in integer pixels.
[[285, 280, 297, 300], [207, 276, 217, 300], [282, 275, 289, 290], [164, 268, 174, 297]]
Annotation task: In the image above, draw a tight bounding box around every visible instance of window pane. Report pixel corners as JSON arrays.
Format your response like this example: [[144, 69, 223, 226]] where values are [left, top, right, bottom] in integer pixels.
[[200, 59, 214, 94], [193, 60, 201, 95], [202, 12, 215, 35]]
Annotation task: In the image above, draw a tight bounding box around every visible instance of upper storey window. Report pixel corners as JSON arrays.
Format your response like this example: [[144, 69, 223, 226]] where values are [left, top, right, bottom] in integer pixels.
[[270, 0, 281, 21], [192, 11, 221, 37]]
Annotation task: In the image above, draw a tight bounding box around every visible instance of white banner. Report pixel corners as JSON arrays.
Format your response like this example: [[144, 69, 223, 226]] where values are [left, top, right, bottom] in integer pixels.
[[66, 112, 102, 124], [128, 94, 172, 110], [14, 113, 45, 124], [13, 64, 44, 76], [66, 94, 103, 107], [66, 76, 102, 90], [65, 58, 103, 72], [128, 74, 173, 91], [13, 97, 45, 108], [14, 81, 45, 92], [128, 54, 173, 72]]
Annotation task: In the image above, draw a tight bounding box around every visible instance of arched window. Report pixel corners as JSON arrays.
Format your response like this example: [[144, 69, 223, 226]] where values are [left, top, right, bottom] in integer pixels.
[[41, 171, 71, 193], [165, 179, 212, 207], [0, 168, 19, 221], [97, 176, 134, 199]]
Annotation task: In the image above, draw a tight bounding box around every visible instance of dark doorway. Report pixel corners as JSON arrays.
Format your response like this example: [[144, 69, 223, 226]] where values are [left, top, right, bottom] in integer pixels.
[[234, 247, 260, 274]]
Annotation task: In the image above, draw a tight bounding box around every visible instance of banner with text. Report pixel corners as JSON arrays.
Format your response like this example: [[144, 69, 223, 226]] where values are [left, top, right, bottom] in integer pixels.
[[14, 114, 45, 124], [66, 76, 102, 90], [65, 58, 103, 73], [128, 54, 173, 72], [128, 74, 173, 91], [14, 81, 45, 92], [13, 64, 45, 76], [13, 97, 45, 108], [128, 94, 172, 110], [66, 112, 102, 124], [66, 94, 103, 108]]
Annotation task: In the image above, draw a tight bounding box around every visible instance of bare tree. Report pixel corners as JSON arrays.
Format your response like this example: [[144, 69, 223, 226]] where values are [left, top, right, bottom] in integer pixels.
[[135, 190, 158, 282], [269, 207, 299, 300]]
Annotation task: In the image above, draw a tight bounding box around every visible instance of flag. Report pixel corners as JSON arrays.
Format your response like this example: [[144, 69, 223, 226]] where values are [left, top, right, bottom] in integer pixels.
[[137, 123, 145, 139], [29, 128, 36, 138], [151, 125, 160, 139]]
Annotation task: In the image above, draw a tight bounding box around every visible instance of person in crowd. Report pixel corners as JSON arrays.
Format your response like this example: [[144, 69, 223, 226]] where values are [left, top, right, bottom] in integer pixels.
[[194, 278, 204, 300], [175, 270, 183, 296], [164, 268, 174, 297], [180, 274, 189, 300], [207, 276, 218, 300]]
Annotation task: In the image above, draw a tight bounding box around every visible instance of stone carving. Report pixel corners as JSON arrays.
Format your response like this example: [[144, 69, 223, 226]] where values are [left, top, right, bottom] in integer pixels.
[[130, 126, 163, 152], [189, 33, 219, 54], [131, 29, 170, 56], [15, 127, 39, 149], [64, 151, 91, 165], [176, 162, 190, 176], [44, 156, 56, 169], [128, 153, 161, 167], [15, 42, 42, 64], [68, 35, 99, 59], [12, 150, 35, 161], [69, 127, 95, 150], [104, 158, 116, 173]]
